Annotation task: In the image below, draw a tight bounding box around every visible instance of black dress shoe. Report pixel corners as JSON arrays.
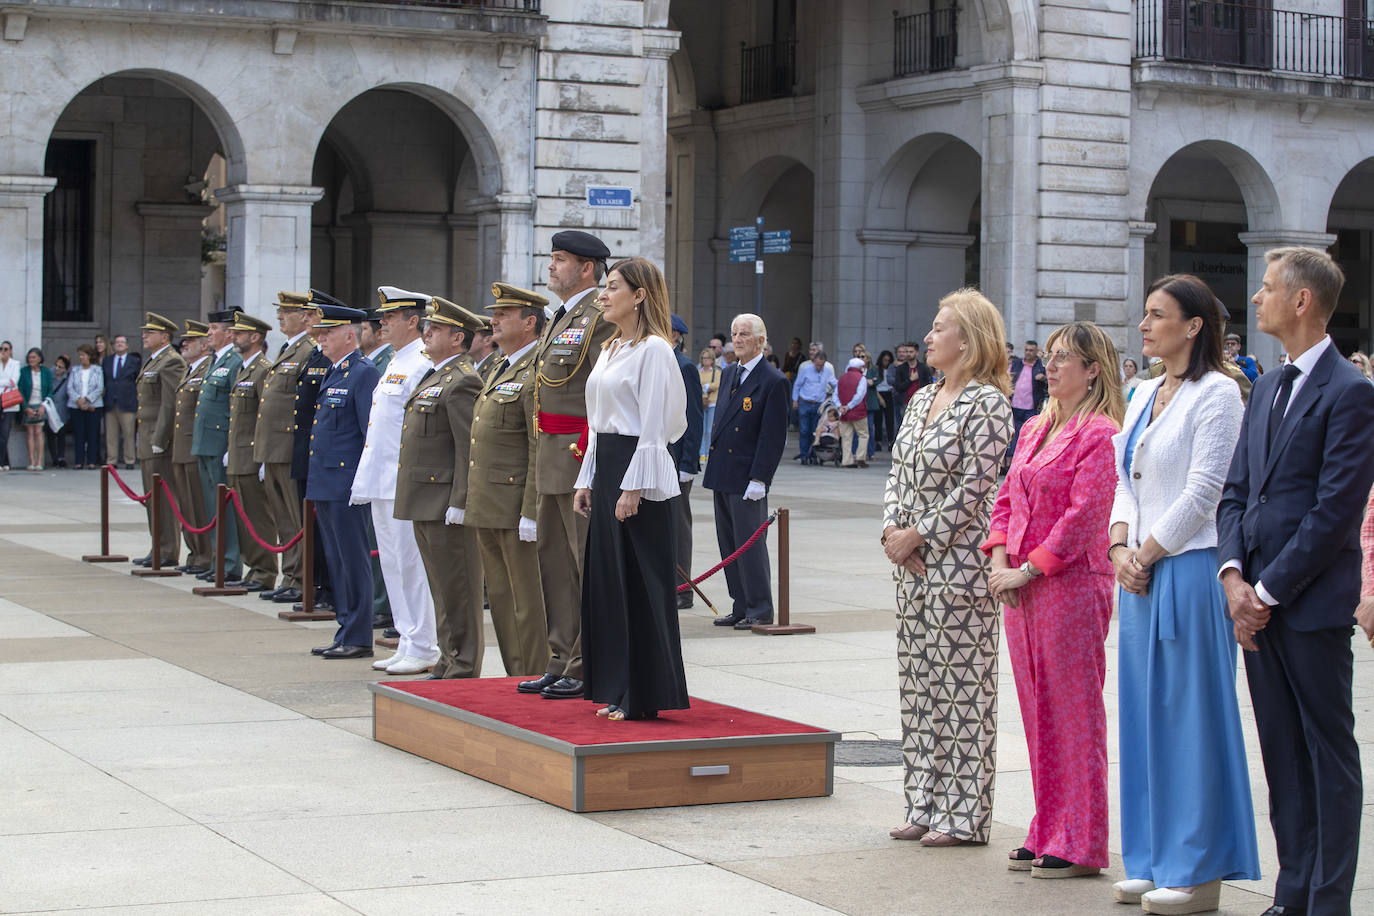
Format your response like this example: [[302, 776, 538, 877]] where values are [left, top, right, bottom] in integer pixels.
[[292, 600, 335, 613], [123, 463, 136, 470], [310, 643, 340, 656], [517, 672, 561, 694], [241, 581, 270, 593], [1260, 907, 1305, 915], [132, 555, 151, 568], [735, 616, 772, 630], [676, 593, 694, 610], [713, 613, 743, 627], [271, 588, 303, 604], [195, 570, 217, 581], [540, 676, 584, 699], [320, 645, 373, 660], [175, 564, 206, 574], [383, 627, 399, 639], [372, 612, 394, 628], [259, 587, 285, 601]]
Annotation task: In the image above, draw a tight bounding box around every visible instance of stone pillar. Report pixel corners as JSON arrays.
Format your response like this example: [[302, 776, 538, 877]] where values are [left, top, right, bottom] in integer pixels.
[[910, 232, 978, 340], [1238, 230, 1337, 370], [0, 176, 56, 349], [1126, 220, 1157, 363], [215, 185, 323, 321], [640, 27, 680, 269], [669, 111, 718, 341], [136, 202, 215, 320], [469, 193, 535, 297], [857, 230, 914, 348]]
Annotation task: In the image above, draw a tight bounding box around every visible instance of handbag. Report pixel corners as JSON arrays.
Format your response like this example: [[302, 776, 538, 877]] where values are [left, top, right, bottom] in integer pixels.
[[0, 389, 19, 410]]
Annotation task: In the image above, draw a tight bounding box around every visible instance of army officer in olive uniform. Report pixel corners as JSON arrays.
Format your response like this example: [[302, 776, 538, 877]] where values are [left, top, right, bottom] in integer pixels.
[[393, 297, 488, 678], [193, 310, 244, 581], [469, 284, 551, 678], [226, 312, 277, 592], [133, 312, 187, 568], [171, 320, 212, 574]]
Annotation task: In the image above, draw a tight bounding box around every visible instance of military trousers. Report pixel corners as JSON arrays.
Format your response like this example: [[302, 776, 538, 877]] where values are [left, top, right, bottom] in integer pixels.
[[227, 473, 277, 589], [315, 500, 374, 650], [371, 499, 437, 662], [536, 490, 587, 679], [139, 454, 179, 565], [413, 519, 484, 678], [196, 455, 241, 579], [261, 462, 302, 589], [477, 526, 550, 677], [169, 459, 211, 569]]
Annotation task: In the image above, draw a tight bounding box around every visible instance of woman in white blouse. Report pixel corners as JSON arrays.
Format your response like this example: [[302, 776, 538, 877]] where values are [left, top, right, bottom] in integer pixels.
[[1108, 274, 1259, 913], [67, 344, 105, 469], [573, 257, 689, 721]]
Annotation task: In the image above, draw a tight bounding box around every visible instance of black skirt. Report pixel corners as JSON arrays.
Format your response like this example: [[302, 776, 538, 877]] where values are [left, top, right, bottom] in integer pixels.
[[580, 433, 690, 718]]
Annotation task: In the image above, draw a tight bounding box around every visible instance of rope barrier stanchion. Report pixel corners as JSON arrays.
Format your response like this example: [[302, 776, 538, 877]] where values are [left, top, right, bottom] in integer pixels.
[[83, 465, 129, 563], [752, 507, 813, 636], [278, 499, 334, 622], [193, 483, 246, 597], [132, 473, 181, 578]]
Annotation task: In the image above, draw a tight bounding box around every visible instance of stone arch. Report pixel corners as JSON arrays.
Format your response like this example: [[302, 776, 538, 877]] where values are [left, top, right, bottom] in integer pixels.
[[720, 155, 812, 236], [866, 133, 982, 232], [1326, 157, 1374, 353], [1133, 139, 1281, 232], [971, 0, 1041, 63]]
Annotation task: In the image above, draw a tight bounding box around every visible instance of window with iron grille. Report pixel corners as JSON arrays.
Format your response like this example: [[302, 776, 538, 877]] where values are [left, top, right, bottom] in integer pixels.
[[43, 139, 95, 324]]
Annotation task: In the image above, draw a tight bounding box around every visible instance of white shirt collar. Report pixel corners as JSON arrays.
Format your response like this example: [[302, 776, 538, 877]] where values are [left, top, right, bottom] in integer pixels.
[[557, 288, 595, 312], [241, 349, 264, 369], [149, 344, 170, 362], [505, 339, 537, 366], [431, 353, 461, 372], [738, 352, 765, 375], [1287, 335, 1332, 377], [216, 342, 235, 360], [286, 330, 308, 348], [188, 355, 209, 372], [395, 337, 425, 359], [367, 343, 391, 360]]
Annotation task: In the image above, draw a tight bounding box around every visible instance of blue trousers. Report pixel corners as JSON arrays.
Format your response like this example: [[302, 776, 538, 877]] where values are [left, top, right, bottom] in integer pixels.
[[196, 455, 241, 579], [315, 499, 374, 649], [798, 400, 821, 459]]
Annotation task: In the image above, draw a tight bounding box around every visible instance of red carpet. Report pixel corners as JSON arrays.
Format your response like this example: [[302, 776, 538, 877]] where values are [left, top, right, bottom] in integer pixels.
[[386, 677, 828, 746]]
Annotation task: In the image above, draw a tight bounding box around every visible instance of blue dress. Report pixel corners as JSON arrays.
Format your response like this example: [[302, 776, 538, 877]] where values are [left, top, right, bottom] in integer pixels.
[[1117, 390, 1260, 887]]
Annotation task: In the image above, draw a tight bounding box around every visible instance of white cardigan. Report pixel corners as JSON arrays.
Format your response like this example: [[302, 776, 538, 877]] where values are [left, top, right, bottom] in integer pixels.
[[1109, 369, 1243, 556]]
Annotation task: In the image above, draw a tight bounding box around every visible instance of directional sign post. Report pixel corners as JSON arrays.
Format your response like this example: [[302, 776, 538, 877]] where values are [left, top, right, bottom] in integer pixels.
[[728, 219, 792, 316]]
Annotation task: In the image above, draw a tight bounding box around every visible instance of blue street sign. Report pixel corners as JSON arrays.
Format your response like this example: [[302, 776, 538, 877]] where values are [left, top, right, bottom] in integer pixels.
[[762, 230, 790, 242], [729, 226, 759, 241], [728, 250, 755, 264], [586, 186, 634, 209], [762, 239, 791, 254]]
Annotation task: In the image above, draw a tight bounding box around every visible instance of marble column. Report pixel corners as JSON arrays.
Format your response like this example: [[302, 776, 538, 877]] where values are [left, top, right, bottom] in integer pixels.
[[1238, 230, 1337, 370], [215, 184, 323, 322], [640, 28, 681, 270], [0, 175, 57, 348]]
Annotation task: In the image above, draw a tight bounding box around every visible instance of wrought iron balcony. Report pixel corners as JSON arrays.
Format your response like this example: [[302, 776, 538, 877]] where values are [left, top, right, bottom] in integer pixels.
[[894, 8, 959, 77], [365, 0, 539, 8], [740, 40, 797, 104], [1135, 0, 1374, 80]]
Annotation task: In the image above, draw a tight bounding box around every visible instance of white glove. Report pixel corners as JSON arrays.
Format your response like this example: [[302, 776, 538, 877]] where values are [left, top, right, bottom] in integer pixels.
[[445, 507, 464, 526], [257, 465, 265, 482], [679, 471, 694, 483], [150, 445, 164, 455], [518, 516, 537, 542], [743, 480, 767, 501], [221, 453, 228, 468]]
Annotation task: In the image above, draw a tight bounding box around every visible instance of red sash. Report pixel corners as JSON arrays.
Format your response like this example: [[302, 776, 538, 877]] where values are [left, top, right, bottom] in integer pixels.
[[538, 411, 589, 462]]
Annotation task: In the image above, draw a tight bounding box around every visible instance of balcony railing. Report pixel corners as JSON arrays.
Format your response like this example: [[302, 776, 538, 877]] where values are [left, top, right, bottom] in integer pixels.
[[894, 8, 959, 77], [740, 40, 796, 104], [366, 0, 539, 9], [1135, 0, 1374, 80]]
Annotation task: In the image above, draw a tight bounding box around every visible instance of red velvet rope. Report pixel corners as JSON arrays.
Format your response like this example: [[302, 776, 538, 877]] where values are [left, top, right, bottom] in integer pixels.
[[157, 478, 218, 535], [105, 464, 151, 504], [226, 489, 304, 554], [676, 512, 776, 593]]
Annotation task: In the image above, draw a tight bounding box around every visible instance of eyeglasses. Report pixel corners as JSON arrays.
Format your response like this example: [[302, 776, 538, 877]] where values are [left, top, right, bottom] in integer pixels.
[[1046, 349, 1083, 368]]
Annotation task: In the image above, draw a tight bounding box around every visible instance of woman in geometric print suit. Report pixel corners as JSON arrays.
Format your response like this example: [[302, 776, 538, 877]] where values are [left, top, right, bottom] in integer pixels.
[[881, 289, 1013, 847]]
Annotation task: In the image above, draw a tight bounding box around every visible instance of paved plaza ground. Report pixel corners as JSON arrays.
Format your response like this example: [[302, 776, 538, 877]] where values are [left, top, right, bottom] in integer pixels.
[[1, 440, 1372, 914]]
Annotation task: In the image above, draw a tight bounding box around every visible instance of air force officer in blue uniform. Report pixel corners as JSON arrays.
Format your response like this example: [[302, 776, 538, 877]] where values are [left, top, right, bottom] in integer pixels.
[[306, 295, 381, 660], [703, 312, 789, 629]]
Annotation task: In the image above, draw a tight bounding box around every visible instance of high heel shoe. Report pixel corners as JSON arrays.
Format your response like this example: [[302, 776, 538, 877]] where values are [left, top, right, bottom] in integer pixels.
[[1007, 847, 1035, 871], [1031, 854, 1100, 878], [889, 823, 928, 841], [1113, 878, 1155, 903], [1140, 879, 1221, 915]]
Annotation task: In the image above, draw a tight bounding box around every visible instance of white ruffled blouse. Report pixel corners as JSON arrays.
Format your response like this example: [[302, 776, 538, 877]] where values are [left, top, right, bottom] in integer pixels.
[[574, 334, 687, 501]]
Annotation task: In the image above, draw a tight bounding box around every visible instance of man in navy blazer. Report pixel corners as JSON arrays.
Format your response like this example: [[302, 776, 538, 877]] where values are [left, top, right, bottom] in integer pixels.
[[103, 335, 141, 468], [703, 313, 789, 629], [304, 294, 380, 660], [668, 315, 705, 609], [1217, 247, 1374, 916]]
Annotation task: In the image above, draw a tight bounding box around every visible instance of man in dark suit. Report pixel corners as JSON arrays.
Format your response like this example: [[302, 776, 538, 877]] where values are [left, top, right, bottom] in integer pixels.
[[668, 314, 704, 610], [703, 312, 789, 629], [1006, 339, 1048, 461], [1217, 246, 1374, 916], [305, 293, 380, 660], [103, 334, 141, 468]]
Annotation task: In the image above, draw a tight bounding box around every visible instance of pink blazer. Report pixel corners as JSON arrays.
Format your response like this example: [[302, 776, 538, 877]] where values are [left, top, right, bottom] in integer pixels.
[[982, 412, 1119, 577]]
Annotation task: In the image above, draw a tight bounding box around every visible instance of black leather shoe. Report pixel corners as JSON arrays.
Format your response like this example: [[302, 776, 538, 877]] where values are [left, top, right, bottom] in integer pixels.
[[713, 613, 743, 627], [517, 672, 561, 694], [735, 617, 772, 630], [292, 600, 335, 613], [372, 611, 394, 628], [176, 564, 207, 574], [195, 569, 216, 581], [320, 645, 373, 660], [230, 580, 270, 592], [132, 555, 151, 567], [271, 588, 303, 604], [676, 593, 694, 610], [1260, 907, 1305, 915], [540, 676, 584, 699], [383, 627, 400, 639], [123, 463, 136, 471], [423, 673, 444, 680], [258, 587, 284, 601], [310, 643, 340, 656]]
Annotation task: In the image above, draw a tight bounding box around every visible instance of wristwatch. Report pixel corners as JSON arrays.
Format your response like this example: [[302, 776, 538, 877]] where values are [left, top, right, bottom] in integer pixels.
[[1018, 561, 1042, 580]]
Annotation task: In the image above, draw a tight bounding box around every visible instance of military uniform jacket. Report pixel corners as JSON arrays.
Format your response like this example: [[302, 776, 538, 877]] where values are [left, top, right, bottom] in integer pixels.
[[353, 337, 430, 502], [393, 354, 483, 522], [306, 349, 380, 503], [192, 346, 242, 458], [533, 288, 615, 495], [172, 357, 209, 465], [136, 345, 187, 459], [367, 344, 394, 373], [466, 346, 539, 528], [227, 352, 270, 477], [254, 333, 313, 465], [292, 347, 332, 480]]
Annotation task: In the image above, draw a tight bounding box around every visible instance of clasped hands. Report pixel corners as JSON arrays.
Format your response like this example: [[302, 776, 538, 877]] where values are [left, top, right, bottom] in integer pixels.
[[1221, 568, 1270, 652], [573, 488, 642, 523], [882, 525, 926, 578], [1111, 545, 1153, 597]]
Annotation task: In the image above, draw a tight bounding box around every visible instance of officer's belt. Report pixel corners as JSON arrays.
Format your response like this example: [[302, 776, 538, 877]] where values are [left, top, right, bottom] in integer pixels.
[[538, 411, 589, 463]]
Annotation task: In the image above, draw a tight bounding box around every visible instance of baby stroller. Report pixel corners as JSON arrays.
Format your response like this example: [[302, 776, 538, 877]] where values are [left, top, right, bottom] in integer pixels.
[[805, 395, 844, 466]]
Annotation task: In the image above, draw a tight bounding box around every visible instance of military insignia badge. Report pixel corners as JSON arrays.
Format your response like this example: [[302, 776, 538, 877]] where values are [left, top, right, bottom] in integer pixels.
[[579, 316, 589, 326], [743, 396, 753, 412]]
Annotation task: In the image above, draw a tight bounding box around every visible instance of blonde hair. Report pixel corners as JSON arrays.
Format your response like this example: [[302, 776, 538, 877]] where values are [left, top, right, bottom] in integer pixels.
[[699, 347, 716, 366], [605, 257, 673, 346], [937, 288, 1012, 396], [1351, 351, 1372, 379], [1038, 321, 1125, 429], [1267, 246, 1345, 319]]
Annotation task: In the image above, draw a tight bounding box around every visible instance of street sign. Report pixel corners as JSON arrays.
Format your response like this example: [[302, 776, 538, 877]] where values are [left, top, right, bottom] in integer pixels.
[[729, 225, 758, 242], [728, 247, 755, 264], [762, 229, 791, 254], [586, 186, 634, 209]]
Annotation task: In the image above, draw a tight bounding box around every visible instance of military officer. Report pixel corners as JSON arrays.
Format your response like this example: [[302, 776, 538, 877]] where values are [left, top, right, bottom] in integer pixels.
[[305, 294, 380, 659], [353, 286, 439, 676], [171, 320, 213, 574], [253, 291, 315, 604], [468, 321, 499, 379], [292, 306, 337, 614], [393, 297, 488, 678], [225, 312, 277, 592], [132, 312, 187, 568], [520, 230, 616, 700], [192, 310, 243, 581], [362, 309, 395, 371], [359, 303, 394, 629]]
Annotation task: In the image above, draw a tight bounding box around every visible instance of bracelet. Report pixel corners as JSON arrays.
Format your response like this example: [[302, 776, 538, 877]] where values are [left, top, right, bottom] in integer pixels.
[[1108, 542, 1128, 561]]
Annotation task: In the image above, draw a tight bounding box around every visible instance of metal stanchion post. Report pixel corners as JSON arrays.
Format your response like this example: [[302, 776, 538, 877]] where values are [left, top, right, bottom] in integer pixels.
[[83, 465, 129, 563], [132, 473, 180, 577], [194, 483, 246, 596], [753, 507, 814, 635], [278, 499, 334, 621]]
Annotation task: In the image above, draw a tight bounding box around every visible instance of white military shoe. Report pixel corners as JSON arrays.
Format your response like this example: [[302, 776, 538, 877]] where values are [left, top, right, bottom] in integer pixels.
[[385, 656, 435, 676]]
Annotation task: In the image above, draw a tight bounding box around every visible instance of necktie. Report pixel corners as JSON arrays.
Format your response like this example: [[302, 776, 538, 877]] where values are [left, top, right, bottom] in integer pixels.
[[731, 366, 746, 398], [553, 306, 567, 327], [115, 356, 122, 376], [416, 367, 436, 387], [278, 340, 288, 357], [1268, 364, 1301, 447], [494, 358, 509, 378]]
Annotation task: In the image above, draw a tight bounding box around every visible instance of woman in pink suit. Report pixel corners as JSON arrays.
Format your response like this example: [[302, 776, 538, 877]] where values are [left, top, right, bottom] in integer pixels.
[[982, 320, 1124, 879]]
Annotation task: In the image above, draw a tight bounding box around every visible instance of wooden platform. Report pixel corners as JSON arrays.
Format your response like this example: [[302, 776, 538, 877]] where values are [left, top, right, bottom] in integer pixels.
[[370, 680, 839, 813]]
